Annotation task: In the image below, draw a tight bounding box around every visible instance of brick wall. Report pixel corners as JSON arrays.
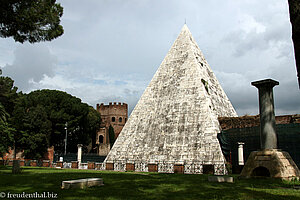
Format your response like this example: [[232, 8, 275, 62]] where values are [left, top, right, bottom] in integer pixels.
[[219, 114, 300, 130]]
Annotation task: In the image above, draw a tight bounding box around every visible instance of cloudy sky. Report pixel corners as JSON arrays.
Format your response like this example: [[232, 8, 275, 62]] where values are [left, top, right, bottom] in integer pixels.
[[0, 0, 299, 116]]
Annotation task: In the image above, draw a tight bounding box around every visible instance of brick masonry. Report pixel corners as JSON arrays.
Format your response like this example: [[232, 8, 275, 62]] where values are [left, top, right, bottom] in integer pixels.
[[88, 162, 95, 169], [71, 161, 78, 169], [174, 165, 184, 174], [96, 103, 128, 156], [126, 163, 135, 171], [30, 160, 37, 167], [106, 163, 114, 170], [103, 25, 237, 175], [219, 114, 300, 130], [56, 161, 63, 168], [148, 164, 158, 172]]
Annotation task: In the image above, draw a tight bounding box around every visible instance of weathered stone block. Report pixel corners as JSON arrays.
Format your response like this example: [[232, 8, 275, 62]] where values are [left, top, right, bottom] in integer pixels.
[[255, 156, 271, 161], [62, 178, 104, 189], [208, 176, 234, 183], [240, 149, 300, 179]]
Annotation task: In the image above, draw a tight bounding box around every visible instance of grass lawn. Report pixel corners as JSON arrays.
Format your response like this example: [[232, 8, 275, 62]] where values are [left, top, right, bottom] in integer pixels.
[[0, 166, 300, 200]]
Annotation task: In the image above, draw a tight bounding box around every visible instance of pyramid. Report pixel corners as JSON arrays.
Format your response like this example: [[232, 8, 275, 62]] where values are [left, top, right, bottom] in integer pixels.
[[103, 25, 237, 174]]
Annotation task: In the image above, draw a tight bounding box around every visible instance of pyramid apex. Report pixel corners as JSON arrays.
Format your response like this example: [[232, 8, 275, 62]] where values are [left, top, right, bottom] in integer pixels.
[[181, 24, 191, 32]]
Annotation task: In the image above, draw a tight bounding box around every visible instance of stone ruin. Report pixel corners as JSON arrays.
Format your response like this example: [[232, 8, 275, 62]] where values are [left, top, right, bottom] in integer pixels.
[[102, 25, 237, 174], [240, 79, 300, 179]]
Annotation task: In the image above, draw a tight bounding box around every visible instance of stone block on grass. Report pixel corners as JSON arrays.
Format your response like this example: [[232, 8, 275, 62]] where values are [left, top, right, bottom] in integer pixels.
[[61, 178, 104, 189], [208, 176, 234, 183]]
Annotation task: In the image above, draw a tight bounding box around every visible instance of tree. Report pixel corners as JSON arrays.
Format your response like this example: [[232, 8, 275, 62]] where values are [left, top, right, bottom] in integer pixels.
[[0, 74, 19, 157], [108, 125, 115, 149], [85, 107, 102, 152], [0, 102, 14, 157], [0, 0, 64, 43], [288, 0, 300, 88], [12, 89, 101, 158], [0, 76, 19, 116], [13, 103, 51, 159]]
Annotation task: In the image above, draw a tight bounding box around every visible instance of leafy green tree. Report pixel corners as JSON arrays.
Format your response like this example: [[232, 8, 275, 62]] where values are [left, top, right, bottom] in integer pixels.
[[85, 107, 101, 152], [0, 76, 19, 116], [0, 74, 19, 157], [108, 125, 115, 148], [0, 0, 64, 43], [12, 89, 101, 158], [0, 102, 14, 157], [0, 102, 7, 123], [13, 103, 51, 159]]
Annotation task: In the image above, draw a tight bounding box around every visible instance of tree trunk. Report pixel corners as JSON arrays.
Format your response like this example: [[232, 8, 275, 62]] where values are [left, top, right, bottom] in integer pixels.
[[288, 0, 300, 88]]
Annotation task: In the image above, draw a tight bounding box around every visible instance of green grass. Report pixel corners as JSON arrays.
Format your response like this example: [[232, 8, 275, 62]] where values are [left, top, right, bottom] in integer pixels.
[[0, 166, 300, 200]]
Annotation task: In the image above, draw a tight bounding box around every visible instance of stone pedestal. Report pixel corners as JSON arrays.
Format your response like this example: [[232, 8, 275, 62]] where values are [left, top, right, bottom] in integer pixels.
[[62, 178, 104, 189], [240, 149, 300, 179]]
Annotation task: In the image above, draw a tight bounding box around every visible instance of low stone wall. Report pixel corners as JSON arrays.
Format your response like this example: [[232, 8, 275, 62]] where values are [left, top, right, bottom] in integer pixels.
[[102, 161, 226, 175]]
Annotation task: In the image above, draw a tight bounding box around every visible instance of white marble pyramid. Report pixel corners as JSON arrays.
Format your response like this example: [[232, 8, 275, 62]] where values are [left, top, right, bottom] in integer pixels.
[[103, 25, 237, 174]]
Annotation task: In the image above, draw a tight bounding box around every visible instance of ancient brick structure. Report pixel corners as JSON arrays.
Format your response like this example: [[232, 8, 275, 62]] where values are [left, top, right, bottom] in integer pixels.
[[103, 25, 237, 174], [218, 114, 300, 173], [2, 146, 54, 162], [96, 102, 128, 156], [218, 114, 300, 130]]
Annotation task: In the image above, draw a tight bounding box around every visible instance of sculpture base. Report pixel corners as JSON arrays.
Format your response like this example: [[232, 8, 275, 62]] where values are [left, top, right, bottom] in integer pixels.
[[240, 149, 300, 180]]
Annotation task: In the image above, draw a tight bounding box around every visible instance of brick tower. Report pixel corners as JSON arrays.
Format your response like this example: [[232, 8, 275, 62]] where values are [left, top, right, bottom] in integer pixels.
[[96, 102, 128, 156]]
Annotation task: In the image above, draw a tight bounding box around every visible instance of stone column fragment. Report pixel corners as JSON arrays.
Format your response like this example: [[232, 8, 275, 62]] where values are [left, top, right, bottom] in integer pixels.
[[251, 79, 279, 149], [77, 144, 82, 165], [238, 142, 244, 165]]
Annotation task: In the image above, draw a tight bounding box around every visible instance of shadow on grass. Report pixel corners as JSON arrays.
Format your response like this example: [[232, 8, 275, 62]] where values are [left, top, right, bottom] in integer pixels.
[[0, 166, 299, 200]]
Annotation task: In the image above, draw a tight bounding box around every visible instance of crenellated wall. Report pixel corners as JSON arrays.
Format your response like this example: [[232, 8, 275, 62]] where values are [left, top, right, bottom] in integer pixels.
[[95, 102, 128, 156]]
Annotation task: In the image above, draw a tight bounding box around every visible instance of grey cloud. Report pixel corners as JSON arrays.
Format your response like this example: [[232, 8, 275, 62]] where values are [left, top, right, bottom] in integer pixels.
[[2, 44, 57, 92]]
